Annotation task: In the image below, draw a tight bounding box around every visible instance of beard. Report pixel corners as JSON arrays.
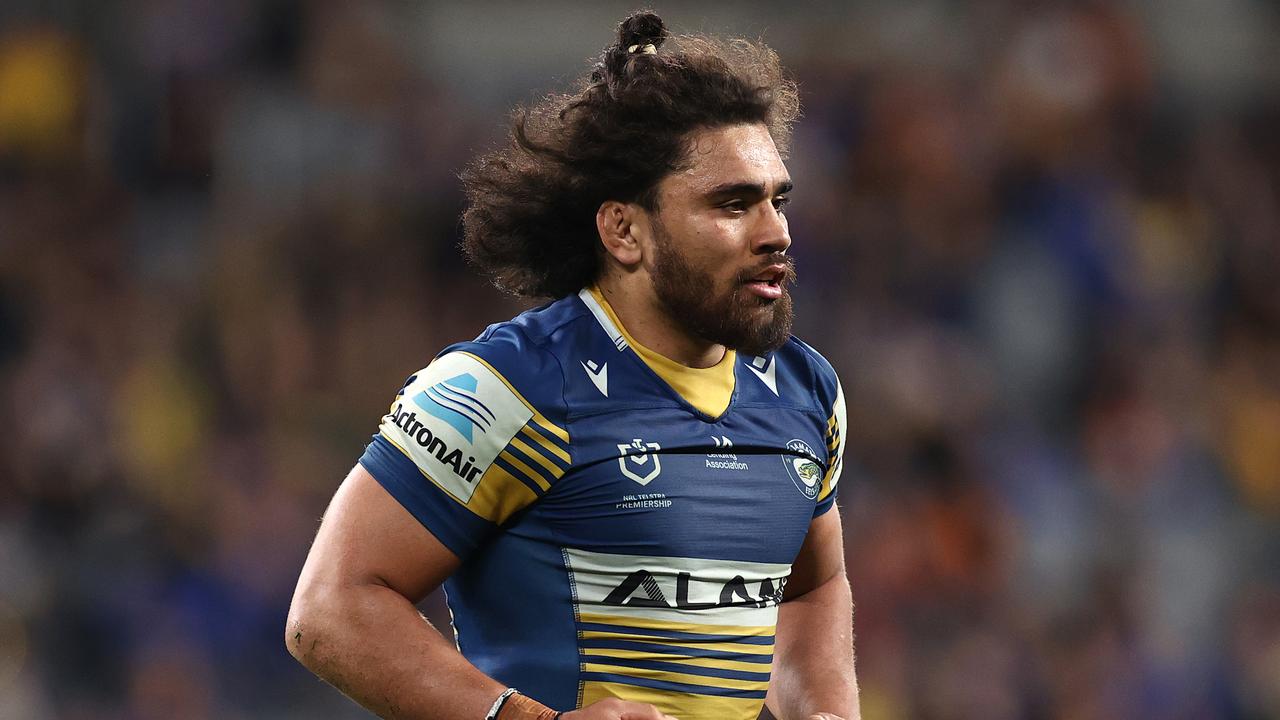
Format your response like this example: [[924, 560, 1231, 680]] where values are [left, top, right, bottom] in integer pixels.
[[649, 222, 796, 357]]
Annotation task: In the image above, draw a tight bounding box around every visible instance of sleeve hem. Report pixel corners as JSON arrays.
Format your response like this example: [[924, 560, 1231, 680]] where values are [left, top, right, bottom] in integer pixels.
[[358, 435, 493, 560]]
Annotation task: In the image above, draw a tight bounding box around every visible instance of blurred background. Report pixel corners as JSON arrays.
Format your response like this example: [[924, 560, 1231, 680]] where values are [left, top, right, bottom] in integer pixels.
[[1, 1, 1278, 718]]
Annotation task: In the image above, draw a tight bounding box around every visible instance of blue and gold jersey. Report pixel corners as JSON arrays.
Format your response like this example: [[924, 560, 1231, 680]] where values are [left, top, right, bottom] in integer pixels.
[[359, 288, 846, 720]]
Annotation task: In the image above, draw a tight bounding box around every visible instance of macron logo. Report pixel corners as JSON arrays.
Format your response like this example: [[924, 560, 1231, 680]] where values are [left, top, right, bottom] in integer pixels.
[[582, 359, 608, 397], [746, 355, 778, 395]]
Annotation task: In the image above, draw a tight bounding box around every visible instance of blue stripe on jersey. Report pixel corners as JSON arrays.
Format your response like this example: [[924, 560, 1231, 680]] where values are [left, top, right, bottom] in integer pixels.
[[580, 654, 772, 683], [359, 435, 492, 558], [578, 638, 772, 665], [579, 671, 768, 699], [492, 454, 547, 496], [525, 419, 571, 458], [518, 428, 572, 473], [576, 622, 774, 646], [504, 439, 561, 480]]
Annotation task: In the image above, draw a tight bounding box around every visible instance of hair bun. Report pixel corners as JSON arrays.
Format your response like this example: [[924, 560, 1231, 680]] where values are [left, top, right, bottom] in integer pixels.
[[618, 11, 668, 51]]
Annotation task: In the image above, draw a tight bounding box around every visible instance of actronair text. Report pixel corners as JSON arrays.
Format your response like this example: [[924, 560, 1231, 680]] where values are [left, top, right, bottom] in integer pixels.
[[389, 404, 484, 483]]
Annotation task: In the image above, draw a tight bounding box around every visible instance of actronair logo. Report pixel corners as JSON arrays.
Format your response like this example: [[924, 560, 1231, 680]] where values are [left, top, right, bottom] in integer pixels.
[[415, 373, 493, 441], [389, 404, 484, 484], [381, 352, 535, 505]]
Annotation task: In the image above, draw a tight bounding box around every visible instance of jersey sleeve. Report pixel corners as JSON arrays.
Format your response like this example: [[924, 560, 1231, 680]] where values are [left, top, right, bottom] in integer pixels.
[[790, 338, 846, 518], [358, 334, 570, 559]]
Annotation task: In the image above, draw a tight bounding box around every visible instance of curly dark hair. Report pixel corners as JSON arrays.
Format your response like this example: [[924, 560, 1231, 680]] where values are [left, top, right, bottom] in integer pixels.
[[460, 10, 800, 299]]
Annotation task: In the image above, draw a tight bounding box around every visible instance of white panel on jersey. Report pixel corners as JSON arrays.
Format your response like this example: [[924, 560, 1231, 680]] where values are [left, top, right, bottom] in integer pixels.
[[578, 288, 628, 351], [563, 548, 791, 628], [380, 353, 533, 503]]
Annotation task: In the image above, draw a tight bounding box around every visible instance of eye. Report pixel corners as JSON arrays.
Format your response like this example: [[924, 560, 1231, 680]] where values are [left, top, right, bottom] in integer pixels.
[[719, 199, 748, 214], [772, 195, 790, 213]]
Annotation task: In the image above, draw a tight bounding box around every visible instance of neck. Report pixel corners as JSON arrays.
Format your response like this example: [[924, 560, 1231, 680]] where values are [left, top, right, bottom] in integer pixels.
[[594, 271, 726, 368]]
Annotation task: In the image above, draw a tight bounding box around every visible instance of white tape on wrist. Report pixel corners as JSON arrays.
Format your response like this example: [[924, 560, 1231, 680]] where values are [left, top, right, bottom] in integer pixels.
[[485, 687, 519, 720]]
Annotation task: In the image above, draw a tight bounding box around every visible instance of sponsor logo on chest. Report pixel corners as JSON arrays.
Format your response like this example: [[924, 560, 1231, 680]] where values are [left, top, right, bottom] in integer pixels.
[[601, 568, 787, 610], [563, 548, 792, 626], [706, 435, 749, 471]]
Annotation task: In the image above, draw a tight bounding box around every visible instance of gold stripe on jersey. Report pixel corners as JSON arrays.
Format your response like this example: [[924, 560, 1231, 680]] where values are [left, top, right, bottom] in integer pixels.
[[469, 463, 539, 524], [520, 423, 571, 465], [821, 381, 848, 503], [576, 612, 773, 639], [819, 458, 840, 502], [509, 435, 566, 479], [497, 449, 552, 492], [381, 431, 540, 523], [580, 679, 764, 720], [580, 662, 769, 693], [821, 411, 842, 501], [578, 631, 774, 658], [581, 646, 771, 674], [528, 415, 570, 447], [576, 610, 776, 702]]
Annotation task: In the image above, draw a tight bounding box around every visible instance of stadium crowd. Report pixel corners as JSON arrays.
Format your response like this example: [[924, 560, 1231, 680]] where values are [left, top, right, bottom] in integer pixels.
[[0, 2, 1277, 718]]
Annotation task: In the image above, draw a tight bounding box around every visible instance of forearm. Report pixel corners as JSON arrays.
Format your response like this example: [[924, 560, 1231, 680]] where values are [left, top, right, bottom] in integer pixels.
[[766, 574, 860, 720], [287, 580, 506, 719]]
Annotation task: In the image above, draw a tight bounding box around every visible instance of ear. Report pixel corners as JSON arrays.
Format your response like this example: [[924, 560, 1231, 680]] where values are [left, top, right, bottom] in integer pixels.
[[596, 200, 647, 266]]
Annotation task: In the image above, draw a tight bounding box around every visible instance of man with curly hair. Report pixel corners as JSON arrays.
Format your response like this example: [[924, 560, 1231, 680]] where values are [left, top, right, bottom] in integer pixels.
[[287, 11, 860, 720]]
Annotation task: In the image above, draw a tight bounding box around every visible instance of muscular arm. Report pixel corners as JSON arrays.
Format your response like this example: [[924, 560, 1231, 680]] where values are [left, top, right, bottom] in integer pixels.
[[287, 465, 674, 720], [286, 464, 506, 719], [765, 508, 861, 720]]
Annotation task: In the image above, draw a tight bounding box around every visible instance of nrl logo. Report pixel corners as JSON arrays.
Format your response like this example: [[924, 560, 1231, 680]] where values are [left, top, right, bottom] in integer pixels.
[[617, 438, 662, 485]]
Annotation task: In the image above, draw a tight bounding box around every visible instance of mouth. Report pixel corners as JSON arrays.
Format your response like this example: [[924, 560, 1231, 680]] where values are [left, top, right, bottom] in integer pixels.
[[743, 264, 788, 301]]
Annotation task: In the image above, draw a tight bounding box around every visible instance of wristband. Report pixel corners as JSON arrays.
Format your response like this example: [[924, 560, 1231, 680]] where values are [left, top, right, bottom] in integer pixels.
[[485, 688, 518, 720], [495, 690, 559, 720]]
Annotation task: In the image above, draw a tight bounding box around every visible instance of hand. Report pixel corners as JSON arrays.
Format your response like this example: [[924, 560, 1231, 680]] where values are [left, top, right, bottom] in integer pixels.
[[559, 697, 678, 719]]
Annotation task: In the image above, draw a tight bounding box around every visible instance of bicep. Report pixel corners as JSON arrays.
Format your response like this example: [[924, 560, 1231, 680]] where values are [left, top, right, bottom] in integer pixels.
[[783, 507, 846, 601], [297, 463, 461, 603]]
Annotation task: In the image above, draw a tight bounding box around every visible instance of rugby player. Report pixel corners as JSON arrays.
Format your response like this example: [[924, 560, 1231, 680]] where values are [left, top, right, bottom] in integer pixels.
[[287, 11, 860, 720]]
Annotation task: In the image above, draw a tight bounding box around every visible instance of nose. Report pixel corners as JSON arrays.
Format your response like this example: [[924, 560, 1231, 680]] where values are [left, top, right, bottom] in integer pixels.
[[753, 202, 791, 255]]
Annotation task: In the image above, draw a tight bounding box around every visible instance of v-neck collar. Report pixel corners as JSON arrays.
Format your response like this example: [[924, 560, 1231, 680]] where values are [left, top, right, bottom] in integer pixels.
[[578, 287, 737, 419]]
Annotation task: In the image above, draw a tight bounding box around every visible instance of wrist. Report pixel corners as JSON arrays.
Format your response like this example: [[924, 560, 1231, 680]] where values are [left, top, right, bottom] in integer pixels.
[[485, 688, 518, 720], [493, 689, 559, 720]]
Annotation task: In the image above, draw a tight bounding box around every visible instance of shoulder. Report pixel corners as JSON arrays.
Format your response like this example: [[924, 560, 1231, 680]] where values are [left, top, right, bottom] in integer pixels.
[[477, 294, 589, 350], [425, 294, 589, 418], [777, 336, 842, 409]]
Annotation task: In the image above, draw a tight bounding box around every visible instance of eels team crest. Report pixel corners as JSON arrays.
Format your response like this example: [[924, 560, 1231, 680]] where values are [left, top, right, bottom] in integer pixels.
[[783, 438, 823, 500]]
